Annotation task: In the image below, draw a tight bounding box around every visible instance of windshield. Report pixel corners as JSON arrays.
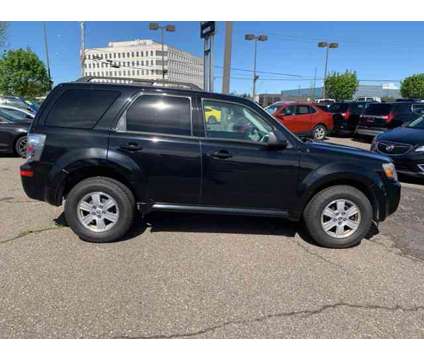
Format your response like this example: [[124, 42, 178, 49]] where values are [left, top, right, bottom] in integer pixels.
[[265, 105, 279, 114], [407, 116, 424, 129]]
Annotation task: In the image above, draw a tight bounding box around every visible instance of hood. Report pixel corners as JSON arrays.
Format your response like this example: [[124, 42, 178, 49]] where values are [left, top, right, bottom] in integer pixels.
[[376, 127, 424, 146], [306, 140, 390, 162]]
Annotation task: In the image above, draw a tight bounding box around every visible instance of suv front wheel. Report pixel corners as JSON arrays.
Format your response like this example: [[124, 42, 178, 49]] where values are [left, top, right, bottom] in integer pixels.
[[64, 177, 135, 243], [303, 185, 372, 248]]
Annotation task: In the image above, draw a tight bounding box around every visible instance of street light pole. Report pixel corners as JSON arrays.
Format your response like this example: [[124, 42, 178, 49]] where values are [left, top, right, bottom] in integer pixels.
[[43, 23, 52, 89], [245, 33, 267, 101], [149, 23, 175, 81], [160, 27, 165, 80], [318, 41, 339, 98], [80, 21, 85, 77]]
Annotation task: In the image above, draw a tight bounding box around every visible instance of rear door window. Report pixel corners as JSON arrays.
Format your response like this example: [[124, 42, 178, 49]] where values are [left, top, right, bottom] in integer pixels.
[[45, 89, 120, 128], [296, 105, 310, 115], [125, 95, 192, 136]]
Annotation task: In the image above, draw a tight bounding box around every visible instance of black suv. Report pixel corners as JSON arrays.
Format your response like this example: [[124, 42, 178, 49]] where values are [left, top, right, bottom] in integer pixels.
[[20, 77, 401, 248], [356, 102, 424, 138], [330, 101, 372, 136]]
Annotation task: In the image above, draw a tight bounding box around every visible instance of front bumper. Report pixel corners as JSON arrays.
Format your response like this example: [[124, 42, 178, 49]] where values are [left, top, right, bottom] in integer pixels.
[[382, 180, 401, 219]]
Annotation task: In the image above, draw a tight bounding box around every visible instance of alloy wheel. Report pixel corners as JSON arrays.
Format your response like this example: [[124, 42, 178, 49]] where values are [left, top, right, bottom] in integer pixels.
[[313, 126, 326, 140], [77, 192, 120, 232], [320, 199, 361, 239], [16, 136, 27, 158]]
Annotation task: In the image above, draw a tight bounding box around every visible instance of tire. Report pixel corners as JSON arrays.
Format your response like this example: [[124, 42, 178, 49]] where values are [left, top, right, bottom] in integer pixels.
[[64, 177, 135, 243], [14, 135, 27, 158], [303, 185, 373, 248], [312, 124, 327, 140]]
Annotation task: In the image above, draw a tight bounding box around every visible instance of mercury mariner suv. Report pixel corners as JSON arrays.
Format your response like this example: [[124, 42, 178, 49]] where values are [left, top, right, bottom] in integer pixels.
[[20, 77, 401, 248]]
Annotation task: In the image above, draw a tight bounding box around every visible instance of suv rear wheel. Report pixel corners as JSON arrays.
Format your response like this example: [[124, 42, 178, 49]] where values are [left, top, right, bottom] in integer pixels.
[[303, 185, 372, 248], [64, 177, 135, 243]]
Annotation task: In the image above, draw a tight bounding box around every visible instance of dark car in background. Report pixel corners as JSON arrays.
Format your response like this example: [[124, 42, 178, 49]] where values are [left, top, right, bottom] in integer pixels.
[[0, 109, 30, 157], [330, 101, 371, 136], [355, 102, 424, 138], [371, 116, 424, 179]]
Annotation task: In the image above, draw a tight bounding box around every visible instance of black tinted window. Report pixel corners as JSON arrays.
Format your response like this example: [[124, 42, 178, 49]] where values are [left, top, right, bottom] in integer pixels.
[[365, 103, 393, 116], [126, 95, 191, 136], [349, 103, 367, 114], [329, 103, 349, 113], [392, 103, 411, 114], [46, 89, 120, 128]]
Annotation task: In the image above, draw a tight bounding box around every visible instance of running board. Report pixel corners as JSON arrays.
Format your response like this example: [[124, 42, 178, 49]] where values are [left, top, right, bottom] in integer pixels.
[[143, 203, 289, 218]]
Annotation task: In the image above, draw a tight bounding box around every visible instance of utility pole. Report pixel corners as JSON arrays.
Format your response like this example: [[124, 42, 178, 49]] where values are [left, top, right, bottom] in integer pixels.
[[312, 67, 317, 99], [43, 23, 52, 89], [222, 21, 233, 94], [80, 21, 85, 77]]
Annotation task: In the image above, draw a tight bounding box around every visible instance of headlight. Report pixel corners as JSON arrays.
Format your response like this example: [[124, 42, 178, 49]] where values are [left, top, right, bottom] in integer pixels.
[[415, 145, 424, 152], [382, 163, 398, 181]]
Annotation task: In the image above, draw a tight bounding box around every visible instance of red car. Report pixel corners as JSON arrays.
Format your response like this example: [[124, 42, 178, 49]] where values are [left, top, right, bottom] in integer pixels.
[[265, 102, 334, 140]]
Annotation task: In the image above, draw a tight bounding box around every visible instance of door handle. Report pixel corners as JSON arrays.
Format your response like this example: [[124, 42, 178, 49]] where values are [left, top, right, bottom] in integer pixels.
[[208, 150, 233, 160], [119, 142, 143, 152]]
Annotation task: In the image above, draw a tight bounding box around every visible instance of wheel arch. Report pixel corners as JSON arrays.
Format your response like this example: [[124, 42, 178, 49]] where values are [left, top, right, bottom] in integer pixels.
[[47, 155, 146, 206], [292, 167, 385, 222]]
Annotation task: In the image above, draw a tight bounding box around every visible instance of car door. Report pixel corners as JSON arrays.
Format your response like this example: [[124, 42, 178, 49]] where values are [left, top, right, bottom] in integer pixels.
[[275, 105, 298, 132], [293, 104, 313, 134], [199, 98, 300, 211], [108, 93, 201, 205]]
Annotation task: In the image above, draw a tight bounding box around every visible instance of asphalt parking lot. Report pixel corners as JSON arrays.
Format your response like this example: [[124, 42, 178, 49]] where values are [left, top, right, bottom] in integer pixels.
[[1, 137, 424, 338]]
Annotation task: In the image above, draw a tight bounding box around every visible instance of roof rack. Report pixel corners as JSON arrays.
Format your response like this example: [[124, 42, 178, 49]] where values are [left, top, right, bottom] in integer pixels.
[[75, 76, 202, 91]]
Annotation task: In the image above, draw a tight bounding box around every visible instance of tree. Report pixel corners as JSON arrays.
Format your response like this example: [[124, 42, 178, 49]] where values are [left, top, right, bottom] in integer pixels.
[[400, 73, 424, 99], [324, 70, 359, 101], [0, 48, 51, 98], [0, 22, 7, 48]]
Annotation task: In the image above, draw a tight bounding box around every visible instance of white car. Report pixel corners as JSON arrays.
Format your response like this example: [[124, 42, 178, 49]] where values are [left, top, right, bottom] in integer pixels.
[[356, 96, 382, 103]]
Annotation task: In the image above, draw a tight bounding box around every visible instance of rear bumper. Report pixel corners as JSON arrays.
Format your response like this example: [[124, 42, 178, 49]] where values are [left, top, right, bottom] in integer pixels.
[[20, 161, 62, 206], [333, 119, 357, 134], [356, 126, 386, 137]]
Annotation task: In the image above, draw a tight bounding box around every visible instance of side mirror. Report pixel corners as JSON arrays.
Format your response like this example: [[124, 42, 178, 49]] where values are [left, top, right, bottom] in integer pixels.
[[267, 132, 288, 150]]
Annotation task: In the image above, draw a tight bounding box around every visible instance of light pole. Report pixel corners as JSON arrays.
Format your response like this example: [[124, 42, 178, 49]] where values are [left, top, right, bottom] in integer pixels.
[[245, 33, 267, 101], [318, 41, 338, 98], [149, 23, 175, 80], [43, 23, 52, 90]]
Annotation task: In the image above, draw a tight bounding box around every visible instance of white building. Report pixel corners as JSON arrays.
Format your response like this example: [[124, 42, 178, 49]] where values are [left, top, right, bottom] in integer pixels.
[[83, 39, 203, 88]]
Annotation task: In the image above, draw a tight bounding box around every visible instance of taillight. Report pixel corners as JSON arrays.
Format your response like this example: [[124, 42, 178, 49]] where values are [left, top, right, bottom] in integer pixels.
[[20, 169, 34, 177], [341, 111, 350, 119], [26, 133, 46, 162], [383, 112, 394, 123]]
